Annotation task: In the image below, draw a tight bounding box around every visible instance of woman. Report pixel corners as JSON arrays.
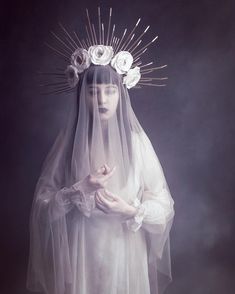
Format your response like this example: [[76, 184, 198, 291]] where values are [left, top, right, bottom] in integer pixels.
[[27, 62, 174, 294]]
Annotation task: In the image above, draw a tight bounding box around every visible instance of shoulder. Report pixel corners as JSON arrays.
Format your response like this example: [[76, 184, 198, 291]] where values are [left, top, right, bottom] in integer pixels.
[[131, 129, 153, 149]]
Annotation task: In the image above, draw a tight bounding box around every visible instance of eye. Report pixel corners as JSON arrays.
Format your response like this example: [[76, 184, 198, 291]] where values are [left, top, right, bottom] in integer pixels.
[[105, 88, 117, 95], [88, 89, 98, 96]]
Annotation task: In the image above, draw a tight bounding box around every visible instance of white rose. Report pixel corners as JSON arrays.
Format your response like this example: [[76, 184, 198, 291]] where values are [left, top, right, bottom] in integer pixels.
[[111, 51, 133, 74], [123, 67, 141, 89], [88, 45, 114, 65], [65, 65, 79, 88], [71, 48, 91, 73]]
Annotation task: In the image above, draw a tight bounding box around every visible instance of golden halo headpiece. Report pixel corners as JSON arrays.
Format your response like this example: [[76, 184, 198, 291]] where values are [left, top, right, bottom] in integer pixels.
[[39, 7, 168, 95]]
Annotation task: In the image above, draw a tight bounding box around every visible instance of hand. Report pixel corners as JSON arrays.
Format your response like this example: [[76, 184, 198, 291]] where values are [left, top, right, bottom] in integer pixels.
[[73, 164, 116, 195], [95, 189, 137, 218]]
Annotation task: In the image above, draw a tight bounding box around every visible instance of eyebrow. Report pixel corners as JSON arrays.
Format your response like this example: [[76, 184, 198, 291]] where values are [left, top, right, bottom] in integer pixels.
[[88, 85, 117, 89], [105, 85, 117, 89]]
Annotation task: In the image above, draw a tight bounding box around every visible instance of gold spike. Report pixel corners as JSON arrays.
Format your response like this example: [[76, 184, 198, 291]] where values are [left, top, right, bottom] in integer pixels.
[[109, 24, 115, 46], [140, 62, 153, 68], [141, 65, 167, 73], [112, 36, 116, 48], [120, 34, 135, 52], [41, 87, 74, 95], [132, 61, 142, 67], [81, 39, 88, 50], [44, 42, 70, 61], [106, 8, 112, 45], [140, 77, 168, 81], [112, 37, 116, 49], [125, 25, 150, 52], [39, 81, 68, 87], [37, 71, 65, 76], [133, 35, 158, 58], [119, 18, 141, 51], [101, 23, 104, 44], [115, 28, 127, 52], [41, 84, 72, 91], [58, 23, 79, 49], [113, 38, 119, 52], [74, 31, 83, 48], [133, 48, 147, 60], [98, 6, 101, 44], [92, 24, 98, 44], [50, 31, 73, 54], [86, 8, 95, 44], [138, 82, 166, 87], [114, 38, 120, 52], [85, 26, 92, 46], [128, 40, 142, 53], [134, 56, 141, 62]]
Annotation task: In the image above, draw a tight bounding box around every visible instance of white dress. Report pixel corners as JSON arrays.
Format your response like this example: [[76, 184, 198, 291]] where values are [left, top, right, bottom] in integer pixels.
[[28, 131, 174, 294]]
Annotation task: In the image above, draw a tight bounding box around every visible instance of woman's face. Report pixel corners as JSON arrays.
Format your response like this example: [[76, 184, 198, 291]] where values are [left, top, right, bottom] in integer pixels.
[[86, 83, 120, 121]]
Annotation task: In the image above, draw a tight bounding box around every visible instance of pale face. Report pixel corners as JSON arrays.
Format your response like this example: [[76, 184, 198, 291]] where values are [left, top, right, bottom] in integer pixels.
[[86, 83, 120, 121]]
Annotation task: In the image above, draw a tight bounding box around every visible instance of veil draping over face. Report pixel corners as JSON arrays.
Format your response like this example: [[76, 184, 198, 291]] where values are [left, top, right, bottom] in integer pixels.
[[26, 65, 174, 294]]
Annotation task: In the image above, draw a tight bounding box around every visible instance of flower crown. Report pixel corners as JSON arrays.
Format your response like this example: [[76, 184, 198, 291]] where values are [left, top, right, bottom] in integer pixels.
[[41, 7, 168, 95], [66, 46, 141, 89]]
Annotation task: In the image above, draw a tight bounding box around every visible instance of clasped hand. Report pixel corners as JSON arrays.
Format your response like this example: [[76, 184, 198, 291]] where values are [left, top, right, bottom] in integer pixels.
[[78, 164, 136, 218]]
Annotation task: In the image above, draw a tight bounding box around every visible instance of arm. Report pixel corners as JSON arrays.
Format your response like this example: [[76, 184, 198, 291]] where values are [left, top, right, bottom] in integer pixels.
[[126, 132, 175, 233], [37, 164, 116, 221], [37, 183, 95, 222]]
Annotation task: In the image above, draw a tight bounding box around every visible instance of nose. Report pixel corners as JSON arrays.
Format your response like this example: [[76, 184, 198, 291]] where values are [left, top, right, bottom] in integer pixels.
[[97, 90, 107, 105]]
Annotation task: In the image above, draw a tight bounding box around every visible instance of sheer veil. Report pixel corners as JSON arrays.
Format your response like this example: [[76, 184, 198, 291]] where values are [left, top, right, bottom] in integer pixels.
[[26, 65, 174, 294]]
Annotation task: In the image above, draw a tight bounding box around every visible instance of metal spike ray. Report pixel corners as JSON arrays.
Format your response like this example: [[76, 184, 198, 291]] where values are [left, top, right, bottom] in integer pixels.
[[86, 9, 95, 44], [120, 34, 135, 53], [58, 23, 79, 49], [140, 65, 167, 73], [128, 40, 142, 54], [140, 77, 168, 81], [133, 48, 148, 61], [41, 87, 74, 95], [138, 82, 166, 87], [50, 31, 74, 54], [101, 23, 104, 45], [42, 8, 168, 95], [92, 24, 98, 44], [73, 31, 83, 48], [115, 28, 127, 53], [133, 36, 158, 58], [119, 18, 141, 51], [44, 42, 70, 61], [110, 24, 116, 46], [98, 7, 102, 44], [106, 8, 112, 45], [85, 26, 92, 46], [125, 25, 150, 52]]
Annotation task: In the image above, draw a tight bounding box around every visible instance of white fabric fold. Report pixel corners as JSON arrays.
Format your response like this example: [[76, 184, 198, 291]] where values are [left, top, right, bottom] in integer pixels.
[[27, 65, 174, 294]]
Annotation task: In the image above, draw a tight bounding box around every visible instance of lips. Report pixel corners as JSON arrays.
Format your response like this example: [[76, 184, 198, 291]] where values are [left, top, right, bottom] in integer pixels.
[[98, 107, 108, 113]]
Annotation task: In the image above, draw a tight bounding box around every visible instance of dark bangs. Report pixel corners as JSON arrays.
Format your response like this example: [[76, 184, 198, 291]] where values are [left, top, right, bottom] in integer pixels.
[[85, 65, 121, 85]]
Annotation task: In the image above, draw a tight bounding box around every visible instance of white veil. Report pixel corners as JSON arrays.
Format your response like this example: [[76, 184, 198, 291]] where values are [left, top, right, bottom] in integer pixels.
[[26, 64, 174, 294]]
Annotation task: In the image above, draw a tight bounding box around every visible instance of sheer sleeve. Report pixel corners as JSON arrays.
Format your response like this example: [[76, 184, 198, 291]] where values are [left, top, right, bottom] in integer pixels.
[[126, 131, 175, 235], [38, 182, 96, 222], [125, 131, 175, 294]]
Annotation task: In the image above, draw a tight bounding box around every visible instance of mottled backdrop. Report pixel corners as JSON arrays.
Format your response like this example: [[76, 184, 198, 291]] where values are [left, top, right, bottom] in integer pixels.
[[1, 0, 235, 293]]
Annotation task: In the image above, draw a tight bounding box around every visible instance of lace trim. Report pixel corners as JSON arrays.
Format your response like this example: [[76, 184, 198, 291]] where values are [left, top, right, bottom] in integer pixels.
[[126, 198, 146, 232]]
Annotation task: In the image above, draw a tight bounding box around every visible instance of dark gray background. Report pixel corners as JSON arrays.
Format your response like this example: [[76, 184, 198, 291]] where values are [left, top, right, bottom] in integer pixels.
[[1, 0, 235, 293]]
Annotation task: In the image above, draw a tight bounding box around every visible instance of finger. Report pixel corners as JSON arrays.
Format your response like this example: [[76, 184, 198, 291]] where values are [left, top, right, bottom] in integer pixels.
[[103, 189, 118, 201], [96, 192, 111, 208], [99, 166, 116, 182], [95, 165, 106, 175], [98, 192, 114, 207], [95, 200, 108, 213], [95, 193, 104, 206], [103, 164, 111, 174]]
